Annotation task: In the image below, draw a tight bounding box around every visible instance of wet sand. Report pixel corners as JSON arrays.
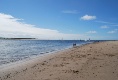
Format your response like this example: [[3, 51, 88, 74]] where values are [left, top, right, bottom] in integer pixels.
[[0, 41, 118, 80]]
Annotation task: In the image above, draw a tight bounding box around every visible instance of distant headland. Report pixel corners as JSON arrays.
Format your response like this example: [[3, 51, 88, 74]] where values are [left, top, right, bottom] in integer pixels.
[[0, 37, 36, 40]]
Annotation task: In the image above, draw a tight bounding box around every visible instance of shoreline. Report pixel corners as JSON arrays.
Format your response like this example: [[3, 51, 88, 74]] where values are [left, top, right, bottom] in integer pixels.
[[0, 40, 92, 67], [0, 47, 69, 69], [0, 41, 118, 80], [0, 44, 72, 69], [0, 39, 94, 67]]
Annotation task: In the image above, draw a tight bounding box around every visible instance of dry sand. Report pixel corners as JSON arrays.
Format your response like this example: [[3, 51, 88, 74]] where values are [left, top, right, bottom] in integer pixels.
[[0, 41, 118, 80]]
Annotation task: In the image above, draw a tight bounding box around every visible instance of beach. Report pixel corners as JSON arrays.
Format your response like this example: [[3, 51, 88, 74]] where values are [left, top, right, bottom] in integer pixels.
[[0, 41, 118, 80]]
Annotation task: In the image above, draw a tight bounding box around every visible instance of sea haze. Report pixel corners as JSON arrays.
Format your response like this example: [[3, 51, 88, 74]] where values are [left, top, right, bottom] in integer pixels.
[[0, 40, 93, 66]]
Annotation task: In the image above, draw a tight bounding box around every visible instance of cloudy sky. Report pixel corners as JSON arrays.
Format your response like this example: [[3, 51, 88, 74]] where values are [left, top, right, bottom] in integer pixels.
[[0, 0, 118, 40]]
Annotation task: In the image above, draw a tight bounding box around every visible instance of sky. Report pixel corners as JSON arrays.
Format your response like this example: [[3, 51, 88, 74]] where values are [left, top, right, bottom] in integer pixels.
[[0, 0, 118, 40]]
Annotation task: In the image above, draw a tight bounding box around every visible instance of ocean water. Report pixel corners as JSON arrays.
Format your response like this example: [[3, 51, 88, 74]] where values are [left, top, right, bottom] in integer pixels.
[[0, 40, 94, 66]]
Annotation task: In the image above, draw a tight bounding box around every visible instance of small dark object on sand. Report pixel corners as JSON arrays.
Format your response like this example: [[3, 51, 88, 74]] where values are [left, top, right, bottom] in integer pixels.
[[73, 43, 76, 47]]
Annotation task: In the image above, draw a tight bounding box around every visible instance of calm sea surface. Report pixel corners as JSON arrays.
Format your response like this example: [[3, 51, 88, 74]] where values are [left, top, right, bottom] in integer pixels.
[[0, 40, 94, 66]]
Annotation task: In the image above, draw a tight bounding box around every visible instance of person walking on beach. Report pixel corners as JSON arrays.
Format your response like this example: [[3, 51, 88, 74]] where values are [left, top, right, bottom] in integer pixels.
[[73, 43, 76, 47]]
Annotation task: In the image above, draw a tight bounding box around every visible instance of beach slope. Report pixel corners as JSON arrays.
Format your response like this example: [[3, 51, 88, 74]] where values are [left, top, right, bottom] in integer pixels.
[[0, 41, 118, 80]]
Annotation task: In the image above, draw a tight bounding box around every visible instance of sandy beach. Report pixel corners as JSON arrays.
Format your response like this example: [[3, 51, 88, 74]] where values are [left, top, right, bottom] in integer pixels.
[[0, 41, 118, 80]]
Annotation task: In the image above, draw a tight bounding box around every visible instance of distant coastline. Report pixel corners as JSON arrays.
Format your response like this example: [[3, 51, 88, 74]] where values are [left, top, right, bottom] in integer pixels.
[[0, 37, 36, 40]]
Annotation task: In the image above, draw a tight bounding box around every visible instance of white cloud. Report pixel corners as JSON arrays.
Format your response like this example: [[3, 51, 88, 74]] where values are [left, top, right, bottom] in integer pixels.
[[80, 15, 96, 20], [95, 21, 118, 25], [62, 10, 78, 14], [87, 31, 97, 34], [108, 29, 118, 34], [0, 13, 88, 40], [101, 25, 109, 29], [108, 31, 116, 34]]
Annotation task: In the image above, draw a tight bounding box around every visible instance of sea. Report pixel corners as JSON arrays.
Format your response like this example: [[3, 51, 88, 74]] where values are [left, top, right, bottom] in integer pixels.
[[0, 39, 95, 66]]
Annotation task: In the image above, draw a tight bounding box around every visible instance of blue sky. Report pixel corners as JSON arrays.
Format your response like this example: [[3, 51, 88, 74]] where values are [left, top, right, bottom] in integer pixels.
[[0, 0, 118, 40]]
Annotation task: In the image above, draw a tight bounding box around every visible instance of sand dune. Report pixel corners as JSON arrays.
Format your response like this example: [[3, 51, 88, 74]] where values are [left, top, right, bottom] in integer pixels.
[[0, 41, 118, 80]]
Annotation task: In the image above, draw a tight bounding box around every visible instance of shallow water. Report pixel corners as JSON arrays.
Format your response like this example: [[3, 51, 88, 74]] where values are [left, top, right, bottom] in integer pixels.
[[0, 40, 93, 66]]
